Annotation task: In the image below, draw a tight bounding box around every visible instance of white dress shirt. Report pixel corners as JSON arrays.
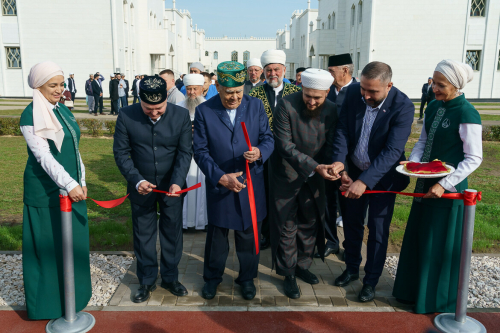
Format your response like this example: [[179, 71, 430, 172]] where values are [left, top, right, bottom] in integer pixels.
[[226, 109, 237, 126], [335, 78, 354, 95], [272, 83, 284, 107], [409, 115, 483, 192]]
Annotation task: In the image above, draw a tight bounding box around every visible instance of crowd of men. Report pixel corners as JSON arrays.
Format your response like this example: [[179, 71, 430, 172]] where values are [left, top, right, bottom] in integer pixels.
[[107, 48, 419, 306]]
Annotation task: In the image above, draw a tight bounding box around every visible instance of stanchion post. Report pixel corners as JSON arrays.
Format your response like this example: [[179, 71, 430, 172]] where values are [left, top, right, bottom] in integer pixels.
[[434, 189, 486, 333], [46, 189, 95, 333]]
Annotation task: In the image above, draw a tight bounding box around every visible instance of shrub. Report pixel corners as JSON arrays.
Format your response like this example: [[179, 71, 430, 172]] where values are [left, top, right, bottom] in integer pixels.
[[483, 126, 500, 142], [0, 118, 22, 136], [78, 119, 103, 137], [104, 120, 116, 135]]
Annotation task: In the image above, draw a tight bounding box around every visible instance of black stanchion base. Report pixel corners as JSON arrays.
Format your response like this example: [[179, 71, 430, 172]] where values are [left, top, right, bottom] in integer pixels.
[[434, 313, 486, 333], [46, 311, 95, 333]]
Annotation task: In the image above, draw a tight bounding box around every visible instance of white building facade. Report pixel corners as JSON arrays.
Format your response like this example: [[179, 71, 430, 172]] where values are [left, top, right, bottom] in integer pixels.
[[0, 0, 275, 97], [277, 0, 500, 99]]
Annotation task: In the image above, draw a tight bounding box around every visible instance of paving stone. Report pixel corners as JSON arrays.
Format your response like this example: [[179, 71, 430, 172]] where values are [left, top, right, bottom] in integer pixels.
[[219, 296, 233, 306], [331, 297, 347, 307], [161, 296, 177, 306], [345, 295, 376, 307], [147, 292, 164, 306], [374, 297, 391, 308], [299, 284, 315, 296], [176, 296, 206, 306], [205, 296, 220, 306], [317, 296, 333, 307], [289, 296, 318, 307], [233, 296, 261, 307], [260, 289, 285, 296], [262, 296, 276, 307], [275, 296, 289, 306], [312, 285, 343, 297]]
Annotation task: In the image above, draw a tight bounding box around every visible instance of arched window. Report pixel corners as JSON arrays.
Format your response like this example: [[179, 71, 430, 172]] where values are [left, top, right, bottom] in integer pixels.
[[351, 5, 355, 26], [214, 51, 218, 60], [231, 51, 238, 62], [292, 38, 295, 49], [358, 1, 363, 23], [328, 15, 331, 29], [130, 3, 134, 26], [2, 0, 17, 15], [332, 12, 336, 29], [205, 51, 209, 56], [243, 51, 250, 67], [123, 0, 128, 23], [310, 46, 315, 56], [470, 0, 487, 17], [322, 22, 325, 30]]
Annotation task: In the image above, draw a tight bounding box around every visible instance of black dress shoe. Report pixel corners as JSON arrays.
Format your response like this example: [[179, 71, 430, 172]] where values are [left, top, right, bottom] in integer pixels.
[[132, 284, 157, 303], [202, 282, 219, 300], [334, 270, 359, 287], [260, 236, 270, 250], [314, 247, 339, 258], [358, 284, 375, 302], [283, 275, 300, 299], [295, 267, 319, 285], [239, 281, 256, 300], [161, 280, 188, 297]]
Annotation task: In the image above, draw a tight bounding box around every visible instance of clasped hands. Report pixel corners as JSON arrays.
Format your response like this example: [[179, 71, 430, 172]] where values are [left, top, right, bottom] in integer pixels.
[[217, 147, 260, 193], [68, 185, 87, 202], [323, 162, 367, 199], [138, 181, 181, 197]]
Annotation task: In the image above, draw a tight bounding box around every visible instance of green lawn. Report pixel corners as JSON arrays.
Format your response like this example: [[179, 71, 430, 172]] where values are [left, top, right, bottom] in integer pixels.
[[0, 136, 499, 253]]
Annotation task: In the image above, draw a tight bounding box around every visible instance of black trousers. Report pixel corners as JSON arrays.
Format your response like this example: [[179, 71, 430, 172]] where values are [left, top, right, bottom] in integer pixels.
[[261, 160, 270, 241], [324, 179, 344, 250], [99, 96, 104, 110], [70, 92, 75, 104], [93, 94, 102, 114], [133, 95, 139, 104], [131, 197, 183, 285], [276, 184, 319, 276], [419, 98, 428, 118], [204, 222, 262, 285], [343, 189, 396, 288], [111, 99, 119, 115]]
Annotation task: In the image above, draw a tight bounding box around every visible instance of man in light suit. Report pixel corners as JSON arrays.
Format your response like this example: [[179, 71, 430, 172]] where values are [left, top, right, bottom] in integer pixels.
[[243, 58, 264, 95], [193, 61, 274, 301], [114, 75, 192, 303], [332, 61, 413, 302]]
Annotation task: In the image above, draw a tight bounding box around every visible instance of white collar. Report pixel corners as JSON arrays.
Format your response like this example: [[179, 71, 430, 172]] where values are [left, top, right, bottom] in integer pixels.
[[273, 83, 284, 95], [150, 116, 161, 124], [335, 78, 354, 95]]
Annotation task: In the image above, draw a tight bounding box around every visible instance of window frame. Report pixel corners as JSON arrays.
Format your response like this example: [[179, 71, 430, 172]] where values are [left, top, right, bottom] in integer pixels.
[[465, 50, 482, 71], [470, 0, 487, 17], [213, 51, 218, 60], [5, 47, 21, 69], [231, 51, 238, 62], [2, 0, 17, 16]]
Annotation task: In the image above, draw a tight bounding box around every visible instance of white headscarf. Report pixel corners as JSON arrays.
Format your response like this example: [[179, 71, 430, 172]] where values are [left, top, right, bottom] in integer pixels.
[[28, 61, 65, 152], [434, 60, 474, 90]]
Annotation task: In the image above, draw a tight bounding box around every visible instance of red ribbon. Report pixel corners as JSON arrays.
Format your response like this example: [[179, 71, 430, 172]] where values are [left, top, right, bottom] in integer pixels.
[[341, 190, 482, 206], [59, 194, 72, 212], [61, 183, 202, 209], [241, 122, 260, 255]]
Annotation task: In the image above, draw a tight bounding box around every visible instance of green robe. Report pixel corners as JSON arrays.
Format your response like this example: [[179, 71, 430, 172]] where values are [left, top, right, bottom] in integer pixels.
[[392, 94, 481, 314], [20, 102, 91, 320]]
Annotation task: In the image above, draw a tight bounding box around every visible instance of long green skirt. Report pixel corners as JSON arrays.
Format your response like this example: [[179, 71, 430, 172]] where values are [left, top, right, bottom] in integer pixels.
[[392, 200, 464, 314], [22, 202, 92, 320]]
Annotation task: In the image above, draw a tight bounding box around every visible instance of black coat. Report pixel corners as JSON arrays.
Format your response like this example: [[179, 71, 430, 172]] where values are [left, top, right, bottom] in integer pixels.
[[91, 80, 102, 97], [132, 79, 138, 96], [124, 79, 130, 96], [113, 103, 193, 207], [269, 92, 338, 268], [326, 77, 357, 115], [109, 79, 119, 100]]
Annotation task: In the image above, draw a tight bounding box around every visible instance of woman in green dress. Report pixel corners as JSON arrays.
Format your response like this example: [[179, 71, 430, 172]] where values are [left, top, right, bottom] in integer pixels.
[[392, 60, 483, 314], [21, 61, 91, 319]]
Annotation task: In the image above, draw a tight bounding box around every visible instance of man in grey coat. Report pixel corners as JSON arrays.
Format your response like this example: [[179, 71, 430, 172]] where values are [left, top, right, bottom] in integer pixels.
[[243, 58, 264, 95], [160, 69, 185, 104]]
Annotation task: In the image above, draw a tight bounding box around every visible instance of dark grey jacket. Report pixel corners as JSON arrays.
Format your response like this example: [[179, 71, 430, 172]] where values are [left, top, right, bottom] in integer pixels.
[[243, 80, 264, 95], [113, 103, 193, 206]]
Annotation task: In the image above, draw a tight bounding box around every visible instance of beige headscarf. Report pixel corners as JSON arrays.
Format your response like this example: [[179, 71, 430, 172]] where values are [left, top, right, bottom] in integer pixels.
[[28, 61, 65, 152], [435, 59, 474, 90]]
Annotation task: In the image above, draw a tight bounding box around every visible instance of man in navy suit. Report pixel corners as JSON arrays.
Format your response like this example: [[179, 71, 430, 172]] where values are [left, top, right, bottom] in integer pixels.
[[114, 75, 192, 303], [193, 61, 274, 301], [331, 62, 413, 302]]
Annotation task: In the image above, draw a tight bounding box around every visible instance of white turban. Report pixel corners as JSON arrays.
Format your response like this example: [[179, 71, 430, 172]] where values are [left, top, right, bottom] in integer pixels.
[[190, 62, 204, 72], [246, 58, 262, 69], [301, 68, 334, 91], [435, 59, 474, 90], [183, 74, 204, 86], [261, 50, 286, 68], [28, 61, 65, 152]]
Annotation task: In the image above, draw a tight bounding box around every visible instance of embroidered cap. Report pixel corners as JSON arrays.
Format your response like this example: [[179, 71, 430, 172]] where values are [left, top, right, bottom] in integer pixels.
[[217, 61, 246, 88], [139, 75, 167, 105]]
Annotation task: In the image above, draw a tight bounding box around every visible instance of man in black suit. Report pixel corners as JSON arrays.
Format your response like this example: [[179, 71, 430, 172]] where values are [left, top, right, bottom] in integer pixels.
[[67, 73, 77, 105], [109, 74, 120, 115], [419, 77, 433, 120], [332, 62, 413, 302], [113, 75, 192, 303], [132, 75, 140, 104], [123, 74, 130, 106], [91, 74, 104, 116]]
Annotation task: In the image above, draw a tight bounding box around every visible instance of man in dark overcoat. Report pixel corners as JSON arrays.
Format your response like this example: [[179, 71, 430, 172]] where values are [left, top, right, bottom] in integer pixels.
[[113, 75, 192, 303], [269, 69, 342, 299], [193, 61, 274, 301]]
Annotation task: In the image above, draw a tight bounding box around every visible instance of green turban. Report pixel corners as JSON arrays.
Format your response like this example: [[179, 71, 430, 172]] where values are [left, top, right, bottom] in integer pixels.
[[217, 61, 246, 88]]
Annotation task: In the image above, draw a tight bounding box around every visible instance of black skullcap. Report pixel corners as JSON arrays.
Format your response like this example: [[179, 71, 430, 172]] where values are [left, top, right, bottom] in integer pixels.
[[139, 75, 167, 105], [328, 54, 353, 67], [296, 67, 307, 74]]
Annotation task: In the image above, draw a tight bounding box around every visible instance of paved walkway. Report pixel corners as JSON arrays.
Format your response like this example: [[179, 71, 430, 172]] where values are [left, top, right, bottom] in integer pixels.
[[109, 228, 408, 311]]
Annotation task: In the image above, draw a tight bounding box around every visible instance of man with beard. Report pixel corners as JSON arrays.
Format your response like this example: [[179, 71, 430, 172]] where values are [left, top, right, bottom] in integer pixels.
[[113, 75, 192, 303], [176, 74, 208, 230], [243, 58, 264, 95], [331, 62, 413, 302], [315, 54, 357, 259], [249, 50, 301, 250], [269, 69, 342, 299], [193, 61, 274, 301], [160, 69, 185, 105]]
